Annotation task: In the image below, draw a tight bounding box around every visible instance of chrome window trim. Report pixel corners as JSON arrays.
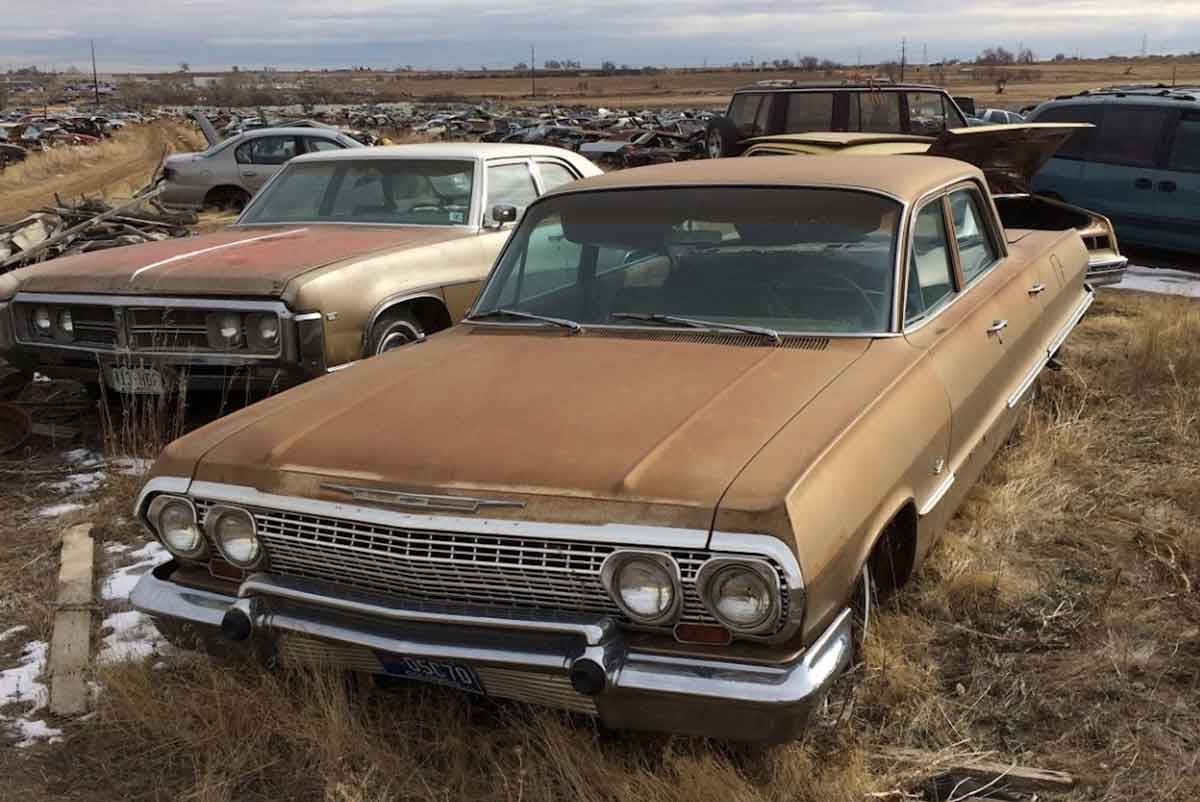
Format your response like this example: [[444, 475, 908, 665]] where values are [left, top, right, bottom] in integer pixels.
[[900, 177, 1008, 336], [901, 195, 959, 328]]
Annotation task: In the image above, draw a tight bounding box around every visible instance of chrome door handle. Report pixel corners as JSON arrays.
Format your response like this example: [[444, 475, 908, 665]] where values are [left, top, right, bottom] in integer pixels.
[[986, 319, 1009, 335], [1028, 282, 1047, 295]]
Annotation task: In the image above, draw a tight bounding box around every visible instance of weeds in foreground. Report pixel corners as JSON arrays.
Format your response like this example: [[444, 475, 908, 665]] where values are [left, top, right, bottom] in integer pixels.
[[9, 291, 1200, 802]]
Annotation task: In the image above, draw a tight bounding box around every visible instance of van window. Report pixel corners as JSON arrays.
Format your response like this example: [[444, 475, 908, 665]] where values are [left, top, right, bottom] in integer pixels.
[[1093, 106, 1169, 168], [784, 93, 834, 132], [1168, 112, 1200, 172], [1031, 104, 1102, 159]]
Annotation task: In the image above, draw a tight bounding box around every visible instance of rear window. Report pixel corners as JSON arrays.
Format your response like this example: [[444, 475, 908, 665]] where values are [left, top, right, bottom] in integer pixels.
[[784, 93, 834, 132], [1030, 104, 1103, 159]]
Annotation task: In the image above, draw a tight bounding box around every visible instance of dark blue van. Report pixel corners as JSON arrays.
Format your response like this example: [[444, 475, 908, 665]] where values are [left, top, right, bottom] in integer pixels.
[[1028, 86, 1200, 254]]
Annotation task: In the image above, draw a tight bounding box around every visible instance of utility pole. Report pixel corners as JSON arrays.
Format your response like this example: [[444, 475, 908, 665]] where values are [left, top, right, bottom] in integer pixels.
[[530, 45, 535, 99], [90, 39, 100, 110], [900, 37, 906, 82]]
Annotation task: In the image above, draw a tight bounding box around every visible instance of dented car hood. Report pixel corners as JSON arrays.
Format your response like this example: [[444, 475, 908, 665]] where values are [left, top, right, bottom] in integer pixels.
[[168, 327, 871, 530], [11, 224, 473, 298], [927, 123, 1091, 195]]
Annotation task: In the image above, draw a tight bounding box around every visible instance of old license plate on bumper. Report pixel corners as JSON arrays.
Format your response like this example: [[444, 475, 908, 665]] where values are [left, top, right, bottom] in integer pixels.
[[375, 653, 485, 694], [106, 366, 171, 395]]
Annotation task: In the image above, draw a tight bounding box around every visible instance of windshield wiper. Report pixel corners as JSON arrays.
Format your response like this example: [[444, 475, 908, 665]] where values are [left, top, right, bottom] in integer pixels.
[[610, 312, 782, 345], [466, 308, 583, 334]]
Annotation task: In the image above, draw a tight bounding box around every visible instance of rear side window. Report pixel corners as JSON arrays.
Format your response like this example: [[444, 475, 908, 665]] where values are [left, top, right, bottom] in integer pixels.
[[1168, 112, 1200, 172], [1031, 104, 1102, 159], [949, 189, 998, 283], [535, 161, 577, 192], [906, 200, 956, 325], [1093, 106, 1169, 168], [860, 93, 901, 132], [784, 93, 834, 132], [728, 94, 765, 137], [304, 137, 343, 153], [486, 162, 538, 219], [907, 93, 953, 134], [235, 135, 298, 165]]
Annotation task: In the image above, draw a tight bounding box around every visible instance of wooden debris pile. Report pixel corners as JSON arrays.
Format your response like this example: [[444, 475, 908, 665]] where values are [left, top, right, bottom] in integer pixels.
[[1, 186, 196, 272]]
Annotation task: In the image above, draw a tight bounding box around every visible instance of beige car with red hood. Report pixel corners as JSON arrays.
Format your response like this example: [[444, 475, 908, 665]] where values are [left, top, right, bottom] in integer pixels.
[[130, 154, 1094, 741], [0, 143, 598, 395]]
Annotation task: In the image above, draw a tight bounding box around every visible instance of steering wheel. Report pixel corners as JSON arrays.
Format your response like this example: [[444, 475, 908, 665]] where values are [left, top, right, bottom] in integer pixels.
[[769, 268, 878, 325]]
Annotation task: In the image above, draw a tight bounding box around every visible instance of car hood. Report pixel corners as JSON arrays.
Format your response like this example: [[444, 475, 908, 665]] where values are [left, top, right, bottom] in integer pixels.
[[11, 225, 475, 298], [929, 123, 1092, 194], [176, 327, 871, 530]]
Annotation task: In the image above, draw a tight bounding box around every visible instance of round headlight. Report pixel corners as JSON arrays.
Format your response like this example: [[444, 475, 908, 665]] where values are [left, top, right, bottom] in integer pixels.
[[33, 307, 52, 333], [218, 312, 241, 340], [147, 496, 204, 558], [701, 562, 778, 632], [57, 309, 74, 334], [257, 315, 278, 342], [601, 552, 680, 625], [207, 311, 243, 348], [206, 506, 261, 567]]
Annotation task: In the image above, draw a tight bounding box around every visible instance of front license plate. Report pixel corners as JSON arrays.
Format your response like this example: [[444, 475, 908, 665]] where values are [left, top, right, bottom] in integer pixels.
[[107, 366, 169, 395], [375, 653, 485, 695]]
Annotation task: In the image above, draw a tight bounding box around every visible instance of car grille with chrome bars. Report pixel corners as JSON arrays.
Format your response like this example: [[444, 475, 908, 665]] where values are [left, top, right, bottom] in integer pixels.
[[192, 499, 791, 635]]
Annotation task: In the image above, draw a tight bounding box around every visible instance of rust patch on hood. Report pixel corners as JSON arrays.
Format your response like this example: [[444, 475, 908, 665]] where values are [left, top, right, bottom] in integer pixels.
[[14, 225, 474, 297]]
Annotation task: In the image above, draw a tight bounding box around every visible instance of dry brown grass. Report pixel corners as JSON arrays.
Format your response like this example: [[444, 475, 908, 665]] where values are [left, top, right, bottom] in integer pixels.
[[4, 290, 1199, 801]]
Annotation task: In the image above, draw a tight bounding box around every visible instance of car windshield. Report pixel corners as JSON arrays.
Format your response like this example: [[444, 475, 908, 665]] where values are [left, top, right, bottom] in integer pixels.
[[473, 187, 900, 334], [239, 159, 474, 226]]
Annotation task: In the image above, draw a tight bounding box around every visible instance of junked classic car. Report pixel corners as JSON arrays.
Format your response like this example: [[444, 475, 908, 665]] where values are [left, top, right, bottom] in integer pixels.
[[741, 124, 1129, 286], [130, 155, 1094, 741], [0, 143, 600, 396]]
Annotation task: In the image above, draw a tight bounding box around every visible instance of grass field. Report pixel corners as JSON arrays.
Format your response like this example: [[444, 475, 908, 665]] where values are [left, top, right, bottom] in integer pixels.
[[1, 288, 1197, 801]]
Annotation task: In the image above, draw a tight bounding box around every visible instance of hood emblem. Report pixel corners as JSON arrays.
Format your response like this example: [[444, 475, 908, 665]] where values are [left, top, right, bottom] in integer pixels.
[[321, 483, 525, 513]]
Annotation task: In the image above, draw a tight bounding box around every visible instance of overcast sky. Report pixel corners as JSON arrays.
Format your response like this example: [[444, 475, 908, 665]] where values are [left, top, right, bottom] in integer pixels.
[[3, 1, 1198, 72]]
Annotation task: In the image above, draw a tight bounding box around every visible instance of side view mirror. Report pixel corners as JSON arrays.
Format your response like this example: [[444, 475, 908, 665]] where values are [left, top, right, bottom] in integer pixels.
[[490, 204, 518, 226]]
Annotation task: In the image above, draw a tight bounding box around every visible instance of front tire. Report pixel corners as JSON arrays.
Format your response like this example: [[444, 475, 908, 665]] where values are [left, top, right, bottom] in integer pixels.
[[367, 308, 425, 356]]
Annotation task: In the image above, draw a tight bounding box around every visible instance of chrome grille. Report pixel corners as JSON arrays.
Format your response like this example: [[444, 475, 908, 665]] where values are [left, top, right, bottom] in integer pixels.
[[128, 307, 212, 352], [194, 500, 787, 633]]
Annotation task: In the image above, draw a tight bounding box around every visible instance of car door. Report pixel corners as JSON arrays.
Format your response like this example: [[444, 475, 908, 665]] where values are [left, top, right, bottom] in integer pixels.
[[234, 134, 299, 192], [905, 184, 1045, 497], [1141, 110, 1200, 253], [1078, 104, 1172, 247]]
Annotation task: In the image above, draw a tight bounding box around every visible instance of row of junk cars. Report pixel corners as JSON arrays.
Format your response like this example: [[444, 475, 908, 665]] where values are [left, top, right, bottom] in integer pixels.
[[0, 78, 1187, 741], [0, 111, 148, 167]]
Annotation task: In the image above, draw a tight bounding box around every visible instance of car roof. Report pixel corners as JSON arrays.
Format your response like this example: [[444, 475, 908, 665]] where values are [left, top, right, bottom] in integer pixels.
[[734, 81, 947, 93], [743, 131, 934, 148], [550, 154, 978, 202], [289, 142, 585, 164], [1040, 86, 1199, 107], [242, 126, 347, 138]]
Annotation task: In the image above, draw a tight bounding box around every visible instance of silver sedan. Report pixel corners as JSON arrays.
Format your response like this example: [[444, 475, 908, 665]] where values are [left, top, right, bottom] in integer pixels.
[[160, 127, 363, 210]]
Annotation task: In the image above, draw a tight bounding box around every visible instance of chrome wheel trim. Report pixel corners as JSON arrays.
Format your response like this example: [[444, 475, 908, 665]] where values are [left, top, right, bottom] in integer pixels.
[[706, 130, 723, 159], [374, 320, 421, 355]]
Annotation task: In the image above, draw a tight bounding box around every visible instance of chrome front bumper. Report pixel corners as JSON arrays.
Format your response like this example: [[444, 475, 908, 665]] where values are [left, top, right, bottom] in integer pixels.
[[131, 563, 852, 742]]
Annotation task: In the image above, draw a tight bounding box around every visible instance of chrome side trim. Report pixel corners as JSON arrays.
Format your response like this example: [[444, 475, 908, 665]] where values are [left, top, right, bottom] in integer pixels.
[[185, 480, 710, 548], [918, 472, 957, 517], [1007, 287, 1094, 409]]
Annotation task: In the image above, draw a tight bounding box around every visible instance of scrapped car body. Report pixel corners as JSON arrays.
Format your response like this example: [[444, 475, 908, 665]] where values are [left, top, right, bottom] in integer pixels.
[[0, 143, 600, 396], [160, 126, 364, 211], [742, 124, 1128, 286], [129, 156, 1093, 741]]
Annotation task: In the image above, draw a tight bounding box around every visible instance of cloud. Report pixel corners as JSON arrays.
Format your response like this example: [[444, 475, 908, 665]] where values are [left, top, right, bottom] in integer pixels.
[[1, 0, 1197, 71]]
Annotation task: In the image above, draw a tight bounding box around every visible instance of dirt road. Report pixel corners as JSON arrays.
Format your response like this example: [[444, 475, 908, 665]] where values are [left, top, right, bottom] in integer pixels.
[[0, 122, 203, 224]]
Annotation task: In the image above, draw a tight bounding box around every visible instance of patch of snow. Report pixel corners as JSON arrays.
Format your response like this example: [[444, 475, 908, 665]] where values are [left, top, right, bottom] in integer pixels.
[[98, 610, 171, 665], [63, 448, 104, 468], [36, 502, 85, 518], [0, 640, 62, 747], [1112, 266, 1200, 299], [1, 625, 28, 643], [111, 457, 154, 476], [102, 541, 167, 602], [46, 471, 107, 495], [104, 542, 131, 555]]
